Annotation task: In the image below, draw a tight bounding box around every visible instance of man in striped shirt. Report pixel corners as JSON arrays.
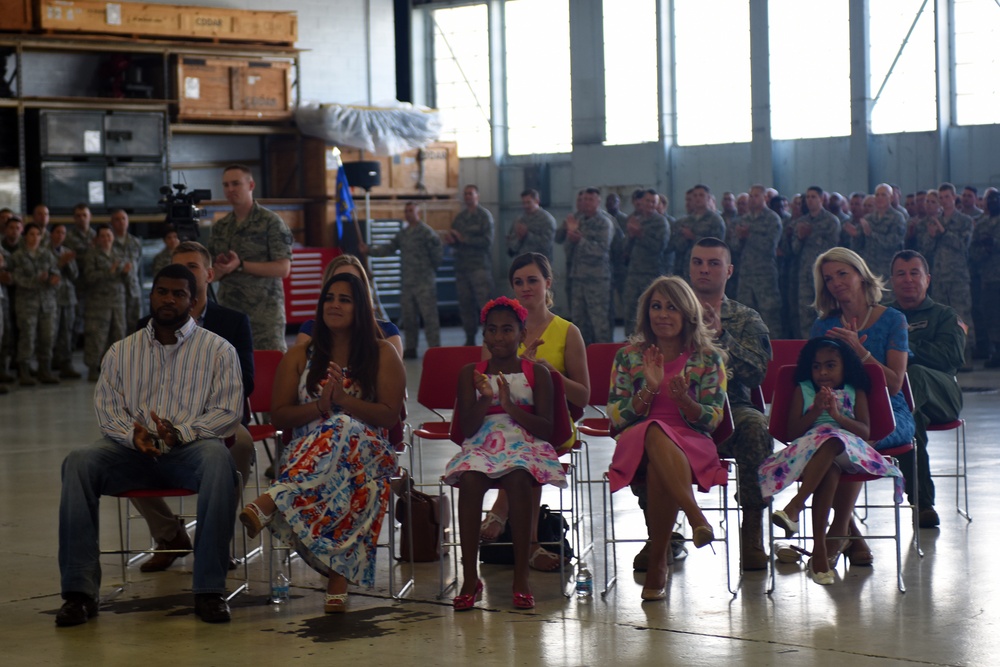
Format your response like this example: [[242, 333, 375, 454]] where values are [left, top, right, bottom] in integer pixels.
[[56, 264, 244, 627]]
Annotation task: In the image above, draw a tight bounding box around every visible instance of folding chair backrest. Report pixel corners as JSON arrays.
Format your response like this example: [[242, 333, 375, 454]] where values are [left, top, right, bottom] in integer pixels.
[[416, 346, 482, 413], [768, 363, 896, 444], [712, 394, 735, 446], [901, 372, 915, 412], [585, 342, 626, 409], [250, 349, 284, 413], [761, 339, 807, 406]]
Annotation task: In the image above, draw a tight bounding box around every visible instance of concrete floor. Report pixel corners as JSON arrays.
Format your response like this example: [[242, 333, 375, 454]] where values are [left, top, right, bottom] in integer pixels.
[[1, 327, 998, 666]]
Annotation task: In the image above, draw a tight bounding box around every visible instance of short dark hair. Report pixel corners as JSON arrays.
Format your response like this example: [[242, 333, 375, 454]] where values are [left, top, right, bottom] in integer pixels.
[[939, 182, 957, 195], [807, 185, 825, 197], [520, 188, 539, 200], [223, 164, 253, 177], [584, 187, 601, 196], [23, 222, 40, 234], [464, 184, 479, 193], [693, 184, 711, 194], [964, 185, 978, 195], [153, 263, 197, 300], [693, 236, 731, 263], [72, 203, 90, 213], [891, 249, 929, 274]]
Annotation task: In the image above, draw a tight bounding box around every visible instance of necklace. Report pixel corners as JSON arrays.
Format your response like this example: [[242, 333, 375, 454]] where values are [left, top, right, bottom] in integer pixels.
[[841, 305, 874, 330]]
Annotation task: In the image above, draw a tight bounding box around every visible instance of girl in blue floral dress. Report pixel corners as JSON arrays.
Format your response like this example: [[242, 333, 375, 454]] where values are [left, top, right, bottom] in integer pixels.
[[759, 338, 903, 585], [443, 297, 563, 612]]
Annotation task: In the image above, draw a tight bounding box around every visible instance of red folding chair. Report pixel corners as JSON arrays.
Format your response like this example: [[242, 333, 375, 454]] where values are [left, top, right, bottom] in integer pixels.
[[576, 342, 626, 439], [409, 346, 483, 482], [760, 339, 808, 410], [901, 374, 970, 521], [767, 363, 913, 593], [247, 350, 285, 473]]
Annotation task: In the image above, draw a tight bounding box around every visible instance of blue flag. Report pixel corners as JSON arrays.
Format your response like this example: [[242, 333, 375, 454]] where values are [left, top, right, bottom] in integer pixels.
[[335, 166, 356, 243]]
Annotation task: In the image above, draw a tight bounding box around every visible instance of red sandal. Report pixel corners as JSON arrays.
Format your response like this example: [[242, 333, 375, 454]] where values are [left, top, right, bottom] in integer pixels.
[[512, 591, 535, 609], [452, 579, 483, 611]]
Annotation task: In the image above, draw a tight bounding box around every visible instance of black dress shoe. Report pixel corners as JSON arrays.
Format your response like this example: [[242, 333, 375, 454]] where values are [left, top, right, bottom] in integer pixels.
[[55, 593, 99, 627], [194, 593, 231, 623]]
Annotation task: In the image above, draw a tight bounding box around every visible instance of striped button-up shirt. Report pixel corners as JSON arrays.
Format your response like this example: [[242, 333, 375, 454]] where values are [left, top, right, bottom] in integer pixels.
[[95, 317, 243, 448]]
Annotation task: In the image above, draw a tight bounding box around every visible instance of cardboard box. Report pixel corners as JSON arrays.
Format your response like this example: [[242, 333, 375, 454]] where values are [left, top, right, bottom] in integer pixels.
[[176, 57, 292, 121], [35, 0, 297, 45], [0, 0, 33, 31]]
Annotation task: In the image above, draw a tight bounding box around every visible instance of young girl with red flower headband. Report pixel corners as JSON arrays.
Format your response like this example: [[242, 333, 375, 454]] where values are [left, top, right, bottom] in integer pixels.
[[442, 296, 566, 612]]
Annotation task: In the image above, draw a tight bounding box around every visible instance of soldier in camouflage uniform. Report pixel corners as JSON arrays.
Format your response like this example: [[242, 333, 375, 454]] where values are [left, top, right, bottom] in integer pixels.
[[66, 204, 96, 344], [929, 183, 975, 369], [623, 189, 669, 336], [151, 226, 179, 282], [0, 245, 8, 391], [11, 223, 61, 385], [734, 185, 783, 337], [972, 190, 1000, 366], [362, 201, 443, 359], [444, 184, 494, 346], [668, 184, 725, 282], [843, 183, 906, 282], [111, 210, 143, 331], [48, 224, 81, 379], [82, 226, 126, 381], [505, 189, 556, 262], [565, 188, 613, 345], [603, 192, 628, 337], [791, 186, 842, 338], [209, 165, 293, 352]]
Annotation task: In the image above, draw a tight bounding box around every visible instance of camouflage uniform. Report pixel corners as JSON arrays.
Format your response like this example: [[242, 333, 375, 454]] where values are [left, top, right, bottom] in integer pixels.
[[723, 211, 740, 299], [555, 215, 576, 307], [82, 246, 126, 375], [114, 232, 143, 332], [450, 204, 495, 345], [791, 210, 841, 337], [150, 245, 173, 279], [0, 246, 12, 381], [735, 208, 783, 337], [971, 214, 1000, 356], [208, 202, 293, 351], [928, 210, 974, 363], [64, 226, 95, 338], [623, 212, 669, 336], [11, 245, 59, 373], [911, 216, 939, 268], [778, 218, 799, 338], [970, 210, 991, 357], [609, 209, 630, 337], [714, 297, 773, 513], [368, 219, 444, 353], [50, 243, 79, 372], [568, 212, 613, 345], [852, 208, 906, 280], [505, 207, 556, 261], [668, 211, 725, 281]]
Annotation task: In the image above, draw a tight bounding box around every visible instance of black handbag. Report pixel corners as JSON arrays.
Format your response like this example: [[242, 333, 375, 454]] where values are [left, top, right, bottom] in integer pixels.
[[479, 504, 573, 564]]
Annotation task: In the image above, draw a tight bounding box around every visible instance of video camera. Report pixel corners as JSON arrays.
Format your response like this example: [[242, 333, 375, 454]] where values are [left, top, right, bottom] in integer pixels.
[[159, 184, 211, 240]]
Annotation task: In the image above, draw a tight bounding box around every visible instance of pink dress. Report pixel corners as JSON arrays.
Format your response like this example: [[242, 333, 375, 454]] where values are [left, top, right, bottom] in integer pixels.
[[608, 353, 728, 493]]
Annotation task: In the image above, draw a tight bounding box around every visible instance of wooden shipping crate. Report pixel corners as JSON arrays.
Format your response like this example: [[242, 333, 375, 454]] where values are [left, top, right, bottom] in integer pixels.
[[287, 139, 458, 198], [35, 0, 297, 45], [0, 0, 33, 31], [176, 57, 292, 121]]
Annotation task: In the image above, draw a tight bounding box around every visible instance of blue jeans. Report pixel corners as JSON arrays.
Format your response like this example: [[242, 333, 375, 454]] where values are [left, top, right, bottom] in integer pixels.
[[59, 437, 237, 599]]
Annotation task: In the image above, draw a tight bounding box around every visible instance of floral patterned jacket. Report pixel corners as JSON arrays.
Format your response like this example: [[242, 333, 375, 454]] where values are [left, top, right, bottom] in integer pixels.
[[607, 343, 727, 439]]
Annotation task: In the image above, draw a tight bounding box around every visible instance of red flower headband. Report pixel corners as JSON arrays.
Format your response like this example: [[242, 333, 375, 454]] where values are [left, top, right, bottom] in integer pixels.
[[480, 296, 528, 325]]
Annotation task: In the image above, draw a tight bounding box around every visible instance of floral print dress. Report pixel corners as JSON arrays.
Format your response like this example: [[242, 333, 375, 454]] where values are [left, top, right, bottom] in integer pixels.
[[267, 361, 396, 587], [758, 381, 904, 503], [442, 361, 567, 488]]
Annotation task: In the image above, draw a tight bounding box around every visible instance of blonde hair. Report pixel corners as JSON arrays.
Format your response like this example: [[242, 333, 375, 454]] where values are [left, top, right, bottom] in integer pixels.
[[632, 276, 727, 364], [812, 247, 886, 319]]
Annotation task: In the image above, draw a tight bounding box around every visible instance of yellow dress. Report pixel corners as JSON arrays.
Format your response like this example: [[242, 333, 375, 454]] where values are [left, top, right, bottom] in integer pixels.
[[519, 315, 577, 453]]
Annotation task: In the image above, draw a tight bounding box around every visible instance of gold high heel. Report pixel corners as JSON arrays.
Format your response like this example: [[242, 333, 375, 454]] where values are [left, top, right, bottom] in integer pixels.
[[692, 525, 715, 549]]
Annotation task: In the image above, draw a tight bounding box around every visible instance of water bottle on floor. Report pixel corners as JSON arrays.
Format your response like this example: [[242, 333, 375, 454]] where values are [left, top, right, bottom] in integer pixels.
[[575, 559, 593, 597], [271, 572, 290, 604]]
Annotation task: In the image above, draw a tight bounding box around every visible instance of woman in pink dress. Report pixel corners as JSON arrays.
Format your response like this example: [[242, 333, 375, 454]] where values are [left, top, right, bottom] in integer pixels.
[[607, 276, 729, 601]]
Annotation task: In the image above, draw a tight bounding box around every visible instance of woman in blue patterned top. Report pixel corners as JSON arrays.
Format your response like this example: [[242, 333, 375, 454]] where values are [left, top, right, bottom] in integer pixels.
[[808, 247, 913, 567]]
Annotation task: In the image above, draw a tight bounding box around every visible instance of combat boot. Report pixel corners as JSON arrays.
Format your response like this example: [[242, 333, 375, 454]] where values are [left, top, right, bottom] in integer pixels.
[[19, 364, 37, 386], [37, 360, 60, 385], [0, 356, 13, 384], [740, 509, 769, 571], [59, 362, 82, 380]]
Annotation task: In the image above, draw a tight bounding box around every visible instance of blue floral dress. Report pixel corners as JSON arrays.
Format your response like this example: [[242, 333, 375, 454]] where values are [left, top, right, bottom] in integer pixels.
[[811, 308, 915, 449], [758, 381, 904, 503], [267, 360, 396, 587], [442, 361, 567, 488]]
